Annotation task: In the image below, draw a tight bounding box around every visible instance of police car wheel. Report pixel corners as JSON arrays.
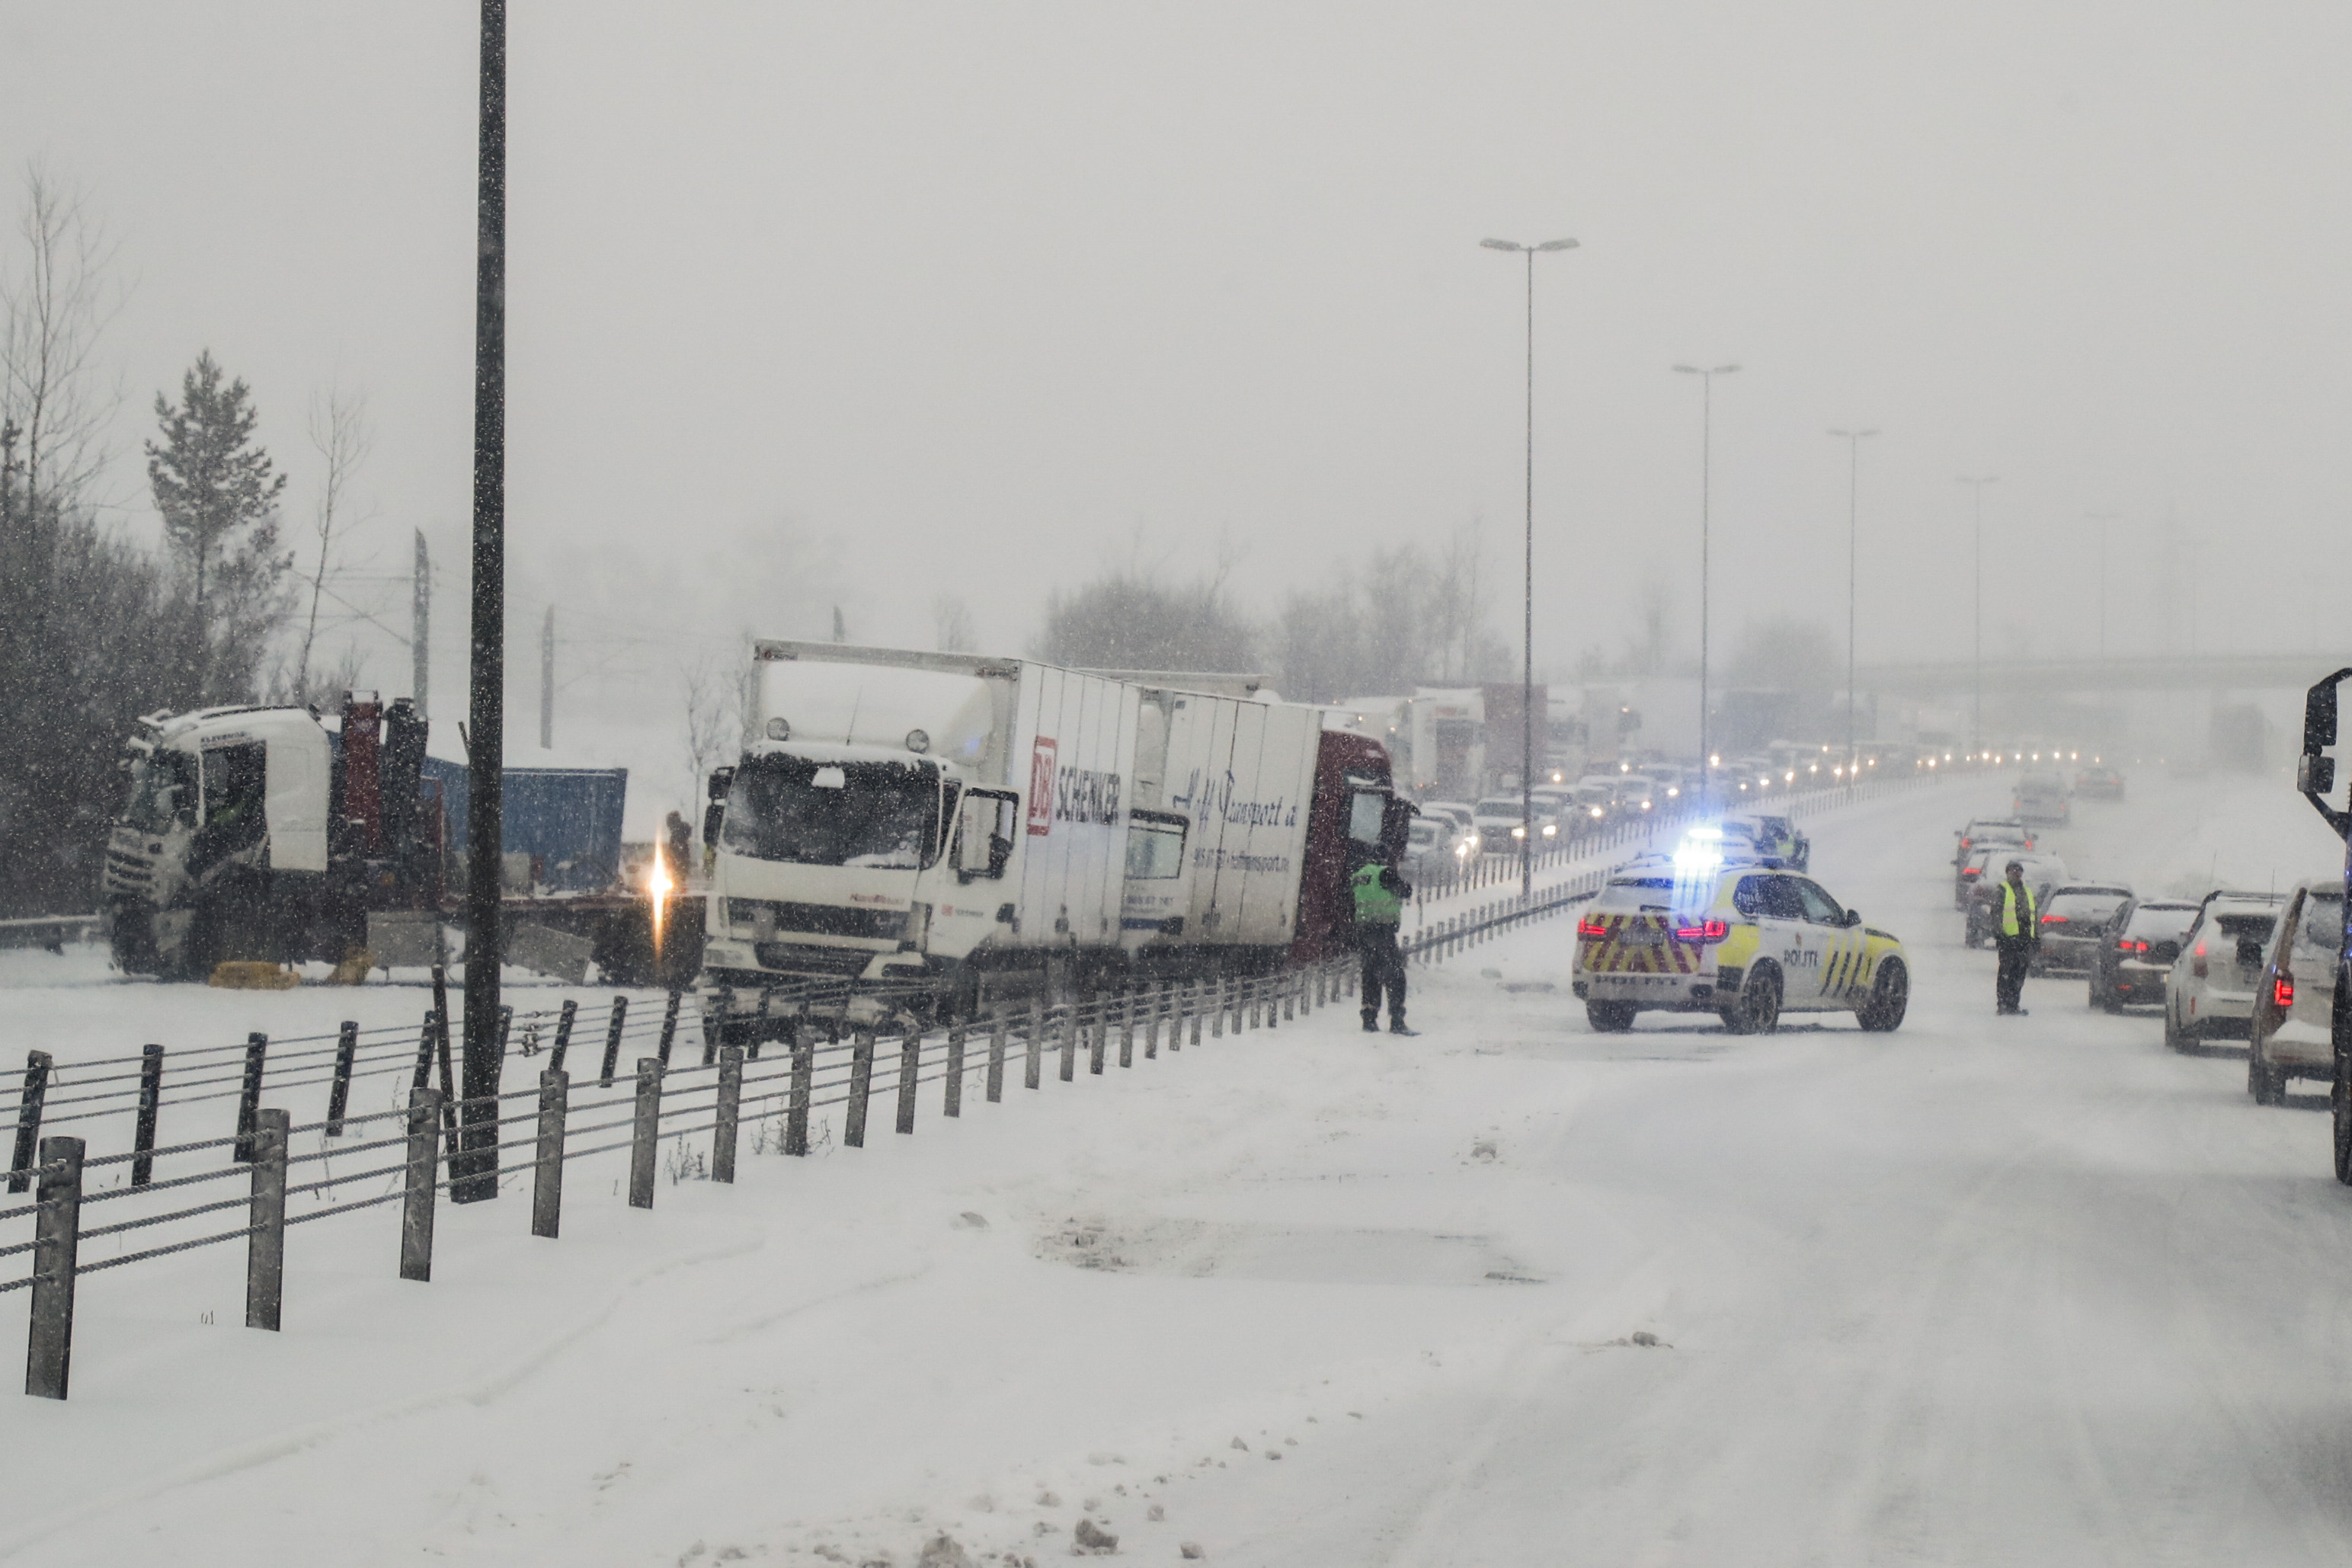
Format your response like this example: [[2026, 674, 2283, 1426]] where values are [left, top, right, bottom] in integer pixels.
[[1586, 1000, 1637, 1033], [2332, 1053, 2352, 1185], [1857, 961, 1907, 1033], [1720, 965, 1781, 1035]]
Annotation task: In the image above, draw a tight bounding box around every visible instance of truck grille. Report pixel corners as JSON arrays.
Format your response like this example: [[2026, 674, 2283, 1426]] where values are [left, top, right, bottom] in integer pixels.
[[731, 899, 907, 942], [753, 942, 878, 977]]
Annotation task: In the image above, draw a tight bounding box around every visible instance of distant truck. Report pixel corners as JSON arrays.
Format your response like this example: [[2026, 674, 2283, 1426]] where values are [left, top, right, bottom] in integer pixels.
[[99, 693, 656, 983], [697, 641, 1403, 1036]]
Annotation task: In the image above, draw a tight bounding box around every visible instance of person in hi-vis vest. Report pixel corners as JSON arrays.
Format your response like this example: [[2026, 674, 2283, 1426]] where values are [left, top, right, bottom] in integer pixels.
[[1990, 859, 2039, 1016], [1352, 856, 1416, 1035]]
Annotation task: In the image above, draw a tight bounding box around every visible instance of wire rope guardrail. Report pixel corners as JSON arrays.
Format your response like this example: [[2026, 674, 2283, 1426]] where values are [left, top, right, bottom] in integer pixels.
[[0, 958, 1353, 1400]]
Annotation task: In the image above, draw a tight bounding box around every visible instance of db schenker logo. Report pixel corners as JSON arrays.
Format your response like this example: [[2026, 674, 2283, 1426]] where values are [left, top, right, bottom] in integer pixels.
[[1027, 738, 1057, 836]]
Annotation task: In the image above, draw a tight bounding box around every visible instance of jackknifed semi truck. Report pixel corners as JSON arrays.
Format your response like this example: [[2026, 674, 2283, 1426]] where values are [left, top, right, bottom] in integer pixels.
[[696, 641, 1405, 1037], [99, 693, 661, 984]]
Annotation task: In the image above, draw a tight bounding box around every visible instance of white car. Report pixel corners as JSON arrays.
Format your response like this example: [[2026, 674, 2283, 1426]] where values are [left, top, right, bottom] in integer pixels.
[[2247, 879, 2343, 1106], [1471, 795, 1557, 852], [1403, 814, 1469, 873], [2164, 891, 2287, 1052]]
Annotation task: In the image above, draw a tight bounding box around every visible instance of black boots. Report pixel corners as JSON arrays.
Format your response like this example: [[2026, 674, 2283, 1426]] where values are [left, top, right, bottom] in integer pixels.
[[1362, 1013, 1381, 1032]]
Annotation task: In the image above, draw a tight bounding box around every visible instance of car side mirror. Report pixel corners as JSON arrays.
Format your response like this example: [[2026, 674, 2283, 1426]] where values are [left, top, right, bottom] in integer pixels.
[[1844, 910, 1862, 928]]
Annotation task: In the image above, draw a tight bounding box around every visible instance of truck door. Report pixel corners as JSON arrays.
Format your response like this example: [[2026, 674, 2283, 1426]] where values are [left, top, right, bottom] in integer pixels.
[[1120, 808, 1192, 948]]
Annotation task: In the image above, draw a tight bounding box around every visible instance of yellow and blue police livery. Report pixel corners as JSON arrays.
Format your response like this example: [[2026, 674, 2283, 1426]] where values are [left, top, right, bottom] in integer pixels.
[[1571, 827, 1909, 1034]]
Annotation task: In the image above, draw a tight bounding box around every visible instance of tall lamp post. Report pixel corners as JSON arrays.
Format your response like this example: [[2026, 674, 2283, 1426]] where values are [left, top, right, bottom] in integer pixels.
[[1829, 427, 1879, 782], [2086, 509, 2118, 754], [458, 0, 508, 1202], [1481, 235, 1577, 901], [1957, 475, 1998, 758], [1674, 363, 1739, 804]]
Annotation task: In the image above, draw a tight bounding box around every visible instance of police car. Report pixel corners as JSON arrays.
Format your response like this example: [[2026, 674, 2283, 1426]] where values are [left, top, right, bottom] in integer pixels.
[[1571, 827, 1910, 1035]]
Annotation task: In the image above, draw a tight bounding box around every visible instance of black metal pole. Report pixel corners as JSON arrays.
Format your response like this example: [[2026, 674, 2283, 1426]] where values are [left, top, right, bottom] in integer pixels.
[[1520, 248, 1534, 902], [456, 0, 507, 1203]]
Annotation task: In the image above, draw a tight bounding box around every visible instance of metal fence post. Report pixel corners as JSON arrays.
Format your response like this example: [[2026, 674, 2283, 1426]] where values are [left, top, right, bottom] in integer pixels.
[[532, 1069, 568, 1238], [896, 1028, 920, 1134], [132, 1045, 164, 1187], [549, 998, 578, 1076], [1144, 985, 1160, 1060], [844, 1029, 875, 1148], [245, 1109, 289, 1332], [658, 989, 683, 1068], [628, 1058, 662, 1208], [24, 1135, 82, 1400], [325, 1024, 357, 1138], [600, 996, 629, 1089], [1025, 998, 1044, 1090], [235, 1033, 268, 1163], [705, 987, 729, 1067], [1211, 980, 1226, 1039], [498, 1004, 514, 1058], [1089, 994, 1107, 1076], [786, 1029, 813, 1157], [1188, 981, 1202, 1047], [1064, 1000, 1082, 1081], [400, 1088, 441, 1283], [1284, 974, 1297, 1022], [411, 1011, 438, 1094], [986, 1011, 1006, 1103], [945, 1022, 965, 1118], [1119, 991, 1135, 1067], [713, 1047, 742, 1183]]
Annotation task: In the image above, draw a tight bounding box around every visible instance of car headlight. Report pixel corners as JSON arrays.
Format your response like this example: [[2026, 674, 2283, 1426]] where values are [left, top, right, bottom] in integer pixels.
[[1512, 825, 1525, 838], [1542, 824, 1556, 837]]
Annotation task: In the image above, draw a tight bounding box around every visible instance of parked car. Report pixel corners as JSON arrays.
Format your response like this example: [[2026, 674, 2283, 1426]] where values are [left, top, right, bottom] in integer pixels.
[[1472, 795, 1556, 853], [2247, 879, 2344, 1104], [1962, 851, 2070, 946], [2012, 770, 2072, 826], [1954, 816, 2034, 873], [2163, 891, 2288, 1051], [2088, 899, 2198, 1010], [1956, 840, 2060, 912], [1403, 813, 1467, 875], [2030, 883, 2133, 974], [2075, 765, 2126, 802]]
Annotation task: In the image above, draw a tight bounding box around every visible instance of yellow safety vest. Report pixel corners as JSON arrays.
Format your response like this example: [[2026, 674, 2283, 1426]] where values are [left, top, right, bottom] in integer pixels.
[[1998, 881, 2035, 938]]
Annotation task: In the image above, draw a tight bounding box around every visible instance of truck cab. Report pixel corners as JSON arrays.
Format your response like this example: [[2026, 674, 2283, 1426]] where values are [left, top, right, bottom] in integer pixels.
[[102, 697, 412, 978]]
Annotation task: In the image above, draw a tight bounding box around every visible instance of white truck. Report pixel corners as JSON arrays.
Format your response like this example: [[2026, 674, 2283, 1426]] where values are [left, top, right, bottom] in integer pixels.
[[696, 641, 1403, 1035]]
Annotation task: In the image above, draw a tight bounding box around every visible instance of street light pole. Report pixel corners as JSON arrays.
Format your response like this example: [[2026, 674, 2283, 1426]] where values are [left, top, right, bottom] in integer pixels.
[[1674, 363, 1739, 805], [458, 0, 507, 1202], [1481, 235, 1577, 901], [1958, 475, 1998, 758], [2086, 509, 2117, 754], [1829, 427, 1879, 782]]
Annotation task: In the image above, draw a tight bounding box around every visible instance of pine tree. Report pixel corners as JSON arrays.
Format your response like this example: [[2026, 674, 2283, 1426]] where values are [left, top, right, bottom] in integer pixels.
[[146, 350, 290, 703]]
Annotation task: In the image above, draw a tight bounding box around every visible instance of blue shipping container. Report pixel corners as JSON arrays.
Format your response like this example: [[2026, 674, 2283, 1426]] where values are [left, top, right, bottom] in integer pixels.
[[420, 757, 629, 893]]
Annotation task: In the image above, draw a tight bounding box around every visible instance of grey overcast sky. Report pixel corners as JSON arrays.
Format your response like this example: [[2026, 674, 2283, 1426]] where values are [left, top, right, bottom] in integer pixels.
[[5, 0, 2349, 801]]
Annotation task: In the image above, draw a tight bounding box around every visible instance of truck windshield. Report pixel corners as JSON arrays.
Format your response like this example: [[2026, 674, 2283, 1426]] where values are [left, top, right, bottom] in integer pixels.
[[123, 749, 197, 835], [722, 757, 943, 869]]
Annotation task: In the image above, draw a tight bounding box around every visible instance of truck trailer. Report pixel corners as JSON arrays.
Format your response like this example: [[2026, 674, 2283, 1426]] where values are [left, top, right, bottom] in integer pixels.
[[696, 641, 1403, 1035]]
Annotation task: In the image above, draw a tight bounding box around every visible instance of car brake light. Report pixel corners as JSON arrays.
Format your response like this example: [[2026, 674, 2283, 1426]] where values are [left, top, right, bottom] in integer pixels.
[[1674, 918, 1730, 942], [2041, 914, 2068, 924], [2192, 942, 2207, 978], [2276, 972, 2296, 1009], [1960, 868, 1979, 878], [1577, 917, 1608, 939]]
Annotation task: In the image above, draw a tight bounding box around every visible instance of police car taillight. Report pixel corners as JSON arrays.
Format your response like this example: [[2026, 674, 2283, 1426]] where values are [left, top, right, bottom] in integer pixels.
[[1674, 919, 1730, 942], [2276, 971, 2296, 1009], [1577, 917, 1608, 939]]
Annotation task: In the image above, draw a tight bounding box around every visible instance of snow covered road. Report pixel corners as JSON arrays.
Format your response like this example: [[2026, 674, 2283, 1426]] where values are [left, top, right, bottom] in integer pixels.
[[7, 769, 2352, 1566]]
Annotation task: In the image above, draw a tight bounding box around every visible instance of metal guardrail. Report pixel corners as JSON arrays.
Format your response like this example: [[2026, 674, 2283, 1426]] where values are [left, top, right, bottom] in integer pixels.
[[0, 916, 100, 953]]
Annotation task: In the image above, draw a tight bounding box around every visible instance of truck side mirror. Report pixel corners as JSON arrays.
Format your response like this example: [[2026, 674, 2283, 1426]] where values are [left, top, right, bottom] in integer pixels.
[[702, 802, 724, 850], [2297, 754, 2334, 796], [2300, 669, 2352, 840], [706, 766, 734, 802]]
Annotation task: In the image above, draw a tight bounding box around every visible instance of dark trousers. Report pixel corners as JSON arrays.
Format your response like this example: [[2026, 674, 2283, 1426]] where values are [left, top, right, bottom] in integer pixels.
[[1358, 923, 1406, 1024], [1995, 936, 2034, 1012]]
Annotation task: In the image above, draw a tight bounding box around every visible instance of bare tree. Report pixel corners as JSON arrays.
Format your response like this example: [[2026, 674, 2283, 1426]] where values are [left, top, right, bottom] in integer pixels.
[[682, 651, 738, 823], [932, 593, 977, 652], [0, 163, 121, 513], [292, 386, 374, 696]]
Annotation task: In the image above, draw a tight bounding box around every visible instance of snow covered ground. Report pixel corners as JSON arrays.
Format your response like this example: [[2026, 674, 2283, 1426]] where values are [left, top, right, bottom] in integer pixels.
[[5, 766, 2352, 1566]]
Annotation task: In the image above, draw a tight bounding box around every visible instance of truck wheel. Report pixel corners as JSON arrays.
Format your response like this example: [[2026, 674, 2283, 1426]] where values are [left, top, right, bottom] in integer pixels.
[[2249, 1034, 2288, 1106], [1857, 962, 1908, 1032], [1585, 1000, 1637, 1033], [1720, 965, 1781, 1035]]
